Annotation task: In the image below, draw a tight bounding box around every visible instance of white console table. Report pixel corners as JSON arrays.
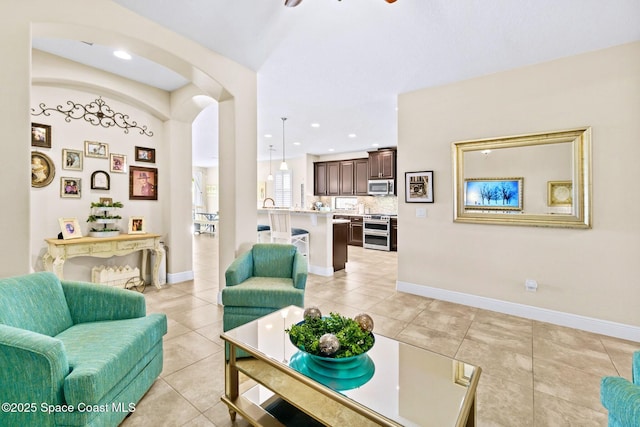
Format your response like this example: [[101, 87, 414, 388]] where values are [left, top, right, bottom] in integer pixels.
[[43, 233, 165, 289]]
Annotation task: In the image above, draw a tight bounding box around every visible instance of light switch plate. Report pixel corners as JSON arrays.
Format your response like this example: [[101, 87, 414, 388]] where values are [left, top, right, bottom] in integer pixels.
[[416, 208, 427, 218]]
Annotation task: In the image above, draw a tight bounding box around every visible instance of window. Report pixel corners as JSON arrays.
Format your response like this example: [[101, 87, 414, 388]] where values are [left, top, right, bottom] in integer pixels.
[[275, 171, 292, 208]]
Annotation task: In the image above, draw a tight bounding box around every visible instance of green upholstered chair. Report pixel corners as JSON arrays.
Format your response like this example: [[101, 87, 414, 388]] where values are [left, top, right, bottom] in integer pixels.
[[222, 243, 307, 333], [0, 272, 167, 427], [601, 351, 640, 426]]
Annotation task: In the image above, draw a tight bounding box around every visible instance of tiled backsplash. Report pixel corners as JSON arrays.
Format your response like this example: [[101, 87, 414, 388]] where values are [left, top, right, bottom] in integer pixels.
[[307, 195, 398, 215]]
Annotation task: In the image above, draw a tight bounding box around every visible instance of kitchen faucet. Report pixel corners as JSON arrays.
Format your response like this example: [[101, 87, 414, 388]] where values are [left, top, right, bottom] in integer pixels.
[[262, 197, 275, 208]]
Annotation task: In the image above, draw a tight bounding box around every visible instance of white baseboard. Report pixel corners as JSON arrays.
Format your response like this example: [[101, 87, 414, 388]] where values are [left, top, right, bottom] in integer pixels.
[[167, 270, 194, 284], [309, 265, 333, 277], [397, 280, 640, 342]]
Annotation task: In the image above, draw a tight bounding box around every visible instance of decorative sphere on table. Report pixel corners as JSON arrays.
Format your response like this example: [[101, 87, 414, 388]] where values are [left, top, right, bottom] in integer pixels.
[[354, 313, 374, 332], [318, 333, 340, 356], [303, 306, 322, 320]]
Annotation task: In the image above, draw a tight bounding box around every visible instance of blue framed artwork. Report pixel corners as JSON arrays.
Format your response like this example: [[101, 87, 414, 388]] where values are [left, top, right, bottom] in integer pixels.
[[464, 177, 523, 211]]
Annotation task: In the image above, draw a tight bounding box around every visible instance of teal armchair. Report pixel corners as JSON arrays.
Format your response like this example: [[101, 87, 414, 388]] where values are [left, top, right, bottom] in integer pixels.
[[0, 272, 167, 427], [222, 243, 307, 332], [601, 351, 640, 427]]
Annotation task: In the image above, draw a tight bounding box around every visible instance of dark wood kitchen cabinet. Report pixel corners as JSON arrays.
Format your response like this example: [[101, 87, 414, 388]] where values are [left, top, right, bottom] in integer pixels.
[[368, 149, 396, 180], [314, 158, 368, 196], [327, 161, 340, 195], [333, 215, 363, 247], [333, 220, 349, 271], [349, 216, 363, 246], [314, 162, 327, 195], [354, 158, 369, 195], [339, 160, 355, 195], [314, 161, 341, 196]]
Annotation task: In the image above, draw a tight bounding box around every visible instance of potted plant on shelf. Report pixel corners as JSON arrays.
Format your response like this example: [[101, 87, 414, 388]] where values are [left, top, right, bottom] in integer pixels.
[[86, 201, 123, 238]]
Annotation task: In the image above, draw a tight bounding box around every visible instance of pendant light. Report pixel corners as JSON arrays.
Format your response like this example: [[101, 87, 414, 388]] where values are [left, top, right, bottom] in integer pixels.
[[267, 145, 274, 181], [280, 117, 288, 171]]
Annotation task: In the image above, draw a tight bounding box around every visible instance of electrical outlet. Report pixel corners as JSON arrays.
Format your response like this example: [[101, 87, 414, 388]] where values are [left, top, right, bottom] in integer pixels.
[[525, 279, 538, 292]]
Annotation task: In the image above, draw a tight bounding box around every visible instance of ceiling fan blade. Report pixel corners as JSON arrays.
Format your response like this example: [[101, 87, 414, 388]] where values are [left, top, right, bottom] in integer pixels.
[[284, 0, 303, 7]]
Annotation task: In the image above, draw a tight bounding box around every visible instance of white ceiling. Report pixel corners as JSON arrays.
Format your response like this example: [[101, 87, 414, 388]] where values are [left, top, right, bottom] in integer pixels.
[[33, 0, 640, 168]]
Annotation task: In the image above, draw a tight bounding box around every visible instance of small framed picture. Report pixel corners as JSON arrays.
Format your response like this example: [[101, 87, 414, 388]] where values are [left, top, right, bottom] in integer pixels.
[[58, 217, 82, 240], [85, 140, 109, 159], [31, 151, 56, 188], [548, 180, 573, 207], [135, 146, 155, 163], [60, 177, 81, 198], [62, 148, 83, 171], [128, 216, 146, 234], [129, 166, 157, 200], [405, 171, 434, 203], [31, 123, 51, 148], [110, 153, 127, 173], [99, 197, 113, 206], [91, 170, 110, 190]]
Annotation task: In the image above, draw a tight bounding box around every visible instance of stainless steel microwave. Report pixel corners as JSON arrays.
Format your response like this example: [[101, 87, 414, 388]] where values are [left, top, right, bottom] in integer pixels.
[[368, 179, 394, 196]]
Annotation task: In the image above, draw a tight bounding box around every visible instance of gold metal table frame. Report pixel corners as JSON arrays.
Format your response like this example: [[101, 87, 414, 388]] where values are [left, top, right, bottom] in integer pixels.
[[221, 306, 481, 427]]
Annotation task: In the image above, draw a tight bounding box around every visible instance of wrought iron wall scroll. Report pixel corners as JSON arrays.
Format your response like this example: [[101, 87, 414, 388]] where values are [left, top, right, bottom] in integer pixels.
[[31, 97, 153, 137]]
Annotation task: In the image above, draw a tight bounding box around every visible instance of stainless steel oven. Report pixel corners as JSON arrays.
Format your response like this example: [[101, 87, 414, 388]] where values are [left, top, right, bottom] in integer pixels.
[[363, 214, 393, 251]]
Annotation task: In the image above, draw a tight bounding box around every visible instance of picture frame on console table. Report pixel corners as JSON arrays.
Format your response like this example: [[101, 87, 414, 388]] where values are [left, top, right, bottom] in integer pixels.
[[128, 216, 146, 234], [405, 171, 434, 203], [58, 217, 82, 240]]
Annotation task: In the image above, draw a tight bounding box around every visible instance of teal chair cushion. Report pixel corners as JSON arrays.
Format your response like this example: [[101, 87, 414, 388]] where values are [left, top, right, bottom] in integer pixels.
[[222, 277, 304, 308], [0, 272, 73, 336]]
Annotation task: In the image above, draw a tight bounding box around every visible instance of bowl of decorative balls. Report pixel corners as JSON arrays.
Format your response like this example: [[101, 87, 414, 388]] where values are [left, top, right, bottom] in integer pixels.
[[286, 307, 376, 387]]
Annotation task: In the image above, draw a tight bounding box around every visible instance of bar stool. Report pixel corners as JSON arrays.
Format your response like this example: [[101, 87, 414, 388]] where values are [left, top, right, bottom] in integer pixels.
[[267, 210, 309, 263], [257, 224, 270, 243]]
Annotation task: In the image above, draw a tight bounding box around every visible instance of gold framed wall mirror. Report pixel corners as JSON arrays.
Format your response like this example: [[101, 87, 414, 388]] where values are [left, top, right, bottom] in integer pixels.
[[452, 127, 592, 228]]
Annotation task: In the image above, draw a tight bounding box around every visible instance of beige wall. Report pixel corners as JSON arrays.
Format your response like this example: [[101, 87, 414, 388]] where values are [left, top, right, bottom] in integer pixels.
[[398, 42, 640, 331]]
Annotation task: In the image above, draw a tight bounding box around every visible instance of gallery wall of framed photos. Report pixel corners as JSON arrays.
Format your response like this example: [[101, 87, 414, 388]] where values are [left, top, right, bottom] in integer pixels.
[[29, 85, 164, 254]]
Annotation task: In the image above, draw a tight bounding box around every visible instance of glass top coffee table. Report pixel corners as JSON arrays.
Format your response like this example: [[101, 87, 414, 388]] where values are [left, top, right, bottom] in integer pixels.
[[221, 306, 481, 427]]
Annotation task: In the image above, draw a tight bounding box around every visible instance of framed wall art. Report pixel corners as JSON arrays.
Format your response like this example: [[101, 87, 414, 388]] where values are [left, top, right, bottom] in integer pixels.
[[62, 148, 83, 171], [58, 217, 82, 240], [110, 153, 127, 173], [31, 123, 51, 148], [547, 180, 573, 207], [99, 197, 113, 205], [31, 151, 55, 188], [60, 177, 81, 198], [135, 146, 155, 163], [405, 171, 434, 203], [91, 170, 110, 190], [128, 216, 146, 234], [464, 177, 523, 211], [84, 140, 109, 158], [129, 166, 157, 200]]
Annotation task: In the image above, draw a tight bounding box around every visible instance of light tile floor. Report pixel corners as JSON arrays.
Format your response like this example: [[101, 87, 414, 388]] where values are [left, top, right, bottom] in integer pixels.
[[122, 234, 639, 426]]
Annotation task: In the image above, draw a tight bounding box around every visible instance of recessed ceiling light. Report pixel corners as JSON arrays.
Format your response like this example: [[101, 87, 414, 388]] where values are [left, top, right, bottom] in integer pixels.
[[372, 143, 379, 147], [264, 134, 272, 138], [293, 141, 301, 146], [310, 123, 320, 128], [348, 133, 357, 138], [113, 50, 132, 60], [328, 148, 335, 152]]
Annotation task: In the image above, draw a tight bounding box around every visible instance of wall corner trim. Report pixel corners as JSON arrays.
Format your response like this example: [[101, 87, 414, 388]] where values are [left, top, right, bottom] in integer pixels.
[[396, 281, 640, 342]]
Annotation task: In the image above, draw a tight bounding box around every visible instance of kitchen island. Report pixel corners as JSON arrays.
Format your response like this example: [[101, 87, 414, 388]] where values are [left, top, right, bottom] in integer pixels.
[[257, 209, 335, 276]]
